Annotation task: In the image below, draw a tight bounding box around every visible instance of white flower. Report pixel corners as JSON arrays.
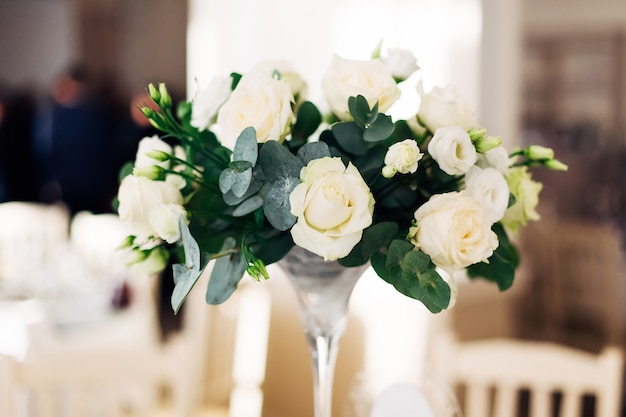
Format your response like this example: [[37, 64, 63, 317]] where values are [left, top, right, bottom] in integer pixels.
[[501, 166, 543, 233], [149, 203, 188, 244], [322, 55, 401, 121], [464, 166, 509, 224], [190, 76, 232, 131], [217, 72, 294, 145], [417, 80, 479, 132], [117, 175, 186, 244], [127, 246, 169, 276], [381, 48, 419, 82], [476, 145, 511, 175], [413, 191, 498, 274], [428, 126, 477, 175], [289, 157, 374, 260], [382, 139, 423, 178], [252, 60, 308, 104], [135, 135, 172, 169]]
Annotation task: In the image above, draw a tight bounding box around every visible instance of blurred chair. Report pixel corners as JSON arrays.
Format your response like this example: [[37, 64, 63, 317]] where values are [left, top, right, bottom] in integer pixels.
[[0, 202, 69, 290], [1, 271, 272, 417], [436, 335, 623, 417], [0, 349, 161, 417]]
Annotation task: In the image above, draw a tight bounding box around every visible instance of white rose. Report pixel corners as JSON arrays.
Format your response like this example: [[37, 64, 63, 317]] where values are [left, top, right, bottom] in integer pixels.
[[135, 135, 172, 169], [117, 175, 186, 243], [322, 55, 401, 121], [413, 191, 498, 274], [289, 157, 374, 260], [417, 80, 479, 132], [381, 48, 419, 82], [217, 72, 294, 145], [428, 126, 477, 175], [190, 76, 232, 131], [252, 61, 308, 104], [464, 166, 509, 224], [382, 139, 423, 178], [476, 145, 511, 175], [501, 166, 543, 234]]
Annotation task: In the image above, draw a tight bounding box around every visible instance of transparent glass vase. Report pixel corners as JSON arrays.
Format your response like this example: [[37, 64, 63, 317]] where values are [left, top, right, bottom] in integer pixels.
[[278, 246, 369, 417]]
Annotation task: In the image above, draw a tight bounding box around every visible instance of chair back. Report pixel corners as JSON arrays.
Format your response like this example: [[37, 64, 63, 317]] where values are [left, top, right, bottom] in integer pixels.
[[439, 337, 623, 417]]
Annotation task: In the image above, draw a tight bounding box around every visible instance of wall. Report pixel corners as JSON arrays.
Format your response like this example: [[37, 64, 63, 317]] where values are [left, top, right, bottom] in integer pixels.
[[0, 0, 76, 90]]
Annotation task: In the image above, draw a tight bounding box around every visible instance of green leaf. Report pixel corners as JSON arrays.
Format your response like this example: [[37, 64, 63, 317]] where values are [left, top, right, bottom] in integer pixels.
[[401, 251, 450, 313], [258, 140, 303, 182], [230, 72, 242, 90], [205, 237, 247, 304], [233, 126, 258, 165], [249, 230, 294, 265], [222, 170, 265, 206], [467, 222, 519, 291], [370, 239, 450, 313], [228, 160, 253, 172], [263, 176, 299, 231], [339, 222, 399, 267], [364, 114, 394, 142], [171, 218, 203, 313], [219, 167, 252, 198], [296, 142, 331, 166], [292, 101, 322, 139], [118, 161, 134, 182], [348, 95, 378, 129], [232, 195, 264, 217], [331, 122, 367, 155]]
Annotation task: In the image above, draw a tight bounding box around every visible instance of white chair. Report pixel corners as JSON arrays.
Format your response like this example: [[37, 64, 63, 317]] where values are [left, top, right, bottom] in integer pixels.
[[436, 335, 624, 417], [0, 202, 69, 292], [1, 272, 272, 417]]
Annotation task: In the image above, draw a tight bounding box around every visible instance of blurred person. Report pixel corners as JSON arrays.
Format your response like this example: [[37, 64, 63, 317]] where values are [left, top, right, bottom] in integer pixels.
[[0, 82, 39, 202], [35, 64, 117, 215]]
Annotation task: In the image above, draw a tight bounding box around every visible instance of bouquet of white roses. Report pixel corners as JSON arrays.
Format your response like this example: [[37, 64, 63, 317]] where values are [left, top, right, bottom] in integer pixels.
[[116, 47, 566, 314]]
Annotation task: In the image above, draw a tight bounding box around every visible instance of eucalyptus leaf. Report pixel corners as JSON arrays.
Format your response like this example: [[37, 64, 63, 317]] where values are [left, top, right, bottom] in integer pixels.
[[364, 114, 394, 142], [222, 168, 265, 206], [219, 168, 252, 198], [263, 176, 299, 231], [170, 218, 202, 313], [205, 237, 247, 305], [232, 195, 264, 217], [348, 95, 378, 128], [233, 126, 258, 165], [296, 142, 331, 166], [259, 140, 303, 182], [171, 263, 203, 314], [331, 122, 367, 155], [401, 250, 450, 313]]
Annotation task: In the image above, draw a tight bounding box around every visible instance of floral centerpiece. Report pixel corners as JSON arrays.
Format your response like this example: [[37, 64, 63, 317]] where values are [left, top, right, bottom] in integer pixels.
[[116, 46, 566, 315]]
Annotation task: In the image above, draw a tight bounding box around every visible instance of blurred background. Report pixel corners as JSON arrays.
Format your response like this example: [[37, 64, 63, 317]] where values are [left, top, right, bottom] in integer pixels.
[[0, 0, 625, 416]]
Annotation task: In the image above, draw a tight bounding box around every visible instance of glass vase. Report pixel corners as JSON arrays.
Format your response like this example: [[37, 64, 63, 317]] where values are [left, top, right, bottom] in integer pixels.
[[277, 246, 369, 417]]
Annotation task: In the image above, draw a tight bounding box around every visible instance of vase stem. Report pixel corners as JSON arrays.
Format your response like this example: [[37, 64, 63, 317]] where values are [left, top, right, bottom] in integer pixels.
[[308, 333, 340, 417]]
